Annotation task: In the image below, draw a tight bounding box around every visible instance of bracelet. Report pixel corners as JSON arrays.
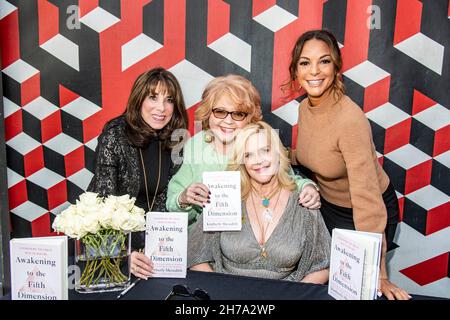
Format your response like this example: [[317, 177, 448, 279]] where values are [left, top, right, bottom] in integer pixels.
[[177, 193, 189, 209], [305, 183, 320, 192]]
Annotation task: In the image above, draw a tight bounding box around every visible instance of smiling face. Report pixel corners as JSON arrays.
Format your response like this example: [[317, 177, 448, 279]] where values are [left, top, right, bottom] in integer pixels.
[[295, 39, 336, 106], [140, 82, 174, 130], [208, 94, 249, 145], [243, 131, 280, 185]]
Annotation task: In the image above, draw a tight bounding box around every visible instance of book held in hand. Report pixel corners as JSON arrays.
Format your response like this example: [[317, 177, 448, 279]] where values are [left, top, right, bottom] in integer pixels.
[[10, 236, 68, 300], [328, 228, 382, 300], [145, 211, 188, 278], [202, 171, 241, 231]]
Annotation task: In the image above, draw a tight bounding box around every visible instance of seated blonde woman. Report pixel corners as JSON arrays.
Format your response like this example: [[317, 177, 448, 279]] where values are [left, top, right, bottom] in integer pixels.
[[187, 121, 330, 283]]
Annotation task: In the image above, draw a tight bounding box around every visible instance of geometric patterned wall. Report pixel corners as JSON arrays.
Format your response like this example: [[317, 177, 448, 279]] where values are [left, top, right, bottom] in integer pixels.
[[1, 0, 449, 298]]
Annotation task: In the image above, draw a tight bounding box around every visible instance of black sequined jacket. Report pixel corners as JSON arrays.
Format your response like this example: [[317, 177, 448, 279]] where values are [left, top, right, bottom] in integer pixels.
[[87, 116, 181, 249]]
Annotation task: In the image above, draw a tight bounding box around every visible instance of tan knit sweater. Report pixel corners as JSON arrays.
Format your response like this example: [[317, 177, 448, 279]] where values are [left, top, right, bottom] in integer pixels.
[[295, 92, 389, 233]]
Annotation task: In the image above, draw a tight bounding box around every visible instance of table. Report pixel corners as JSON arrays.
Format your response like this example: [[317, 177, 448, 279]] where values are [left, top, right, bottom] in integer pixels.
[[1, 270, 442, 301], [70, 271, 332, 300], [68, 271, 438, 300]]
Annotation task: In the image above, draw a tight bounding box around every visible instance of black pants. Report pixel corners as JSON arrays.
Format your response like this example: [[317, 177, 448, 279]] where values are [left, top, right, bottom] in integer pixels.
[[320, 182, 399, 251]]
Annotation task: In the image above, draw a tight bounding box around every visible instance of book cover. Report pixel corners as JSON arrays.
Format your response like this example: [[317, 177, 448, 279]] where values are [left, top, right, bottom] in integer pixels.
[[10, 236, 68, 300], [145, 212, 188, 278], [328, 229, 382, 300], [202, 171, 242, 231]]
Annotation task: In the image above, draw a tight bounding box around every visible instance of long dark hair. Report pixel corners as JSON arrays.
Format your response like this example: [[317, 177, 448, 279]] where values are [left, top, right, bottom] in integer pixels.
[[284, 29, 345, 99], [124, 67, 188, 149]]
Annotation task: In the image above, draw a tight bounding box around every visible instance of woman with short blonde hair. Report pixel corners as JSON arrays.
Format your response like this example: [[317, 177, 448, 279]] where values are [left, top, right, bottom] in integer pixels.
[[227, 121, 296, 200], [195, 75, 262, 130], [188, 121, 330, 283]]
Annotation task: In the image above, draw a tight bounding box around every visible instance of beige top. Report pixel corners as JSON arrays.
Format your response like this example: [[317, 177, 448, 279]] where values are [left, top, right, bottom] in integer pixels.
[[295, 92, 389, 233]]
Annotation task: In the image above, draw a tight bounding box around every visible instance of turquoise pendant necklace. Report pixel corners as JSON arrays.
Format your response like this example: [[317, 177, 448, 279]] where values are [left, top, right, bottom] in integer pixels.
[[262, 197, 272, 222], [253, 185, 280, 208], [249, 189, 283, 258], [252, 185, 281, 222]]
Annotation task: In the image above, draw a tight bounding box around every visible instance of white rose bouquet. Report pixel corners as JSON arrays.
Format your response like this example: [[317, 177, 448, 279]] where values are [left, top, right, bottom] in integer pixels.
[[52, 192, 146, 291]]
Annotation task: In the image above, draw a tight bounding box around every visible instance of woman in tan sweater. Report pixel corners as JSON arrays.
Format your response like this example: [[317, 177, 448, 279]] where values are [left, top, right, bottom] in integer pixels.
[[287, 29, 410, 300]]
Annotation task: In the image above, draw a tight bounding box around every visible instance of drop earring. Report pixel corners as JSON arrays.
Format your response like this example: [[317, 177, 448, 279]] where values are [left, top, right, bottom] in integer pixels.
[[204, 133, 214, 143]]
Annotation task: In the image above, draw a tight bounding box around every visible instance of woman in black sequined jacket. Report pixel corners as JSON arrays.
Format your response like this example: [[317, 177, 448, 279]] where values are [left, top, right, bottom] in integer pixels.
[[87, 116, 181, 211], [87, 67, 188, 280]]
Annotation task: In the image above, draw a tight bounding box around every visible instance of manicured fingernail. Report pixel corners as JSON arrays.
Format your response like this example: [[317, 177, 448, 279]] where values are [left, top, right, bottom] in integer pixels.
[[209, 191, 211, 195], [207, 200, 211, 203]]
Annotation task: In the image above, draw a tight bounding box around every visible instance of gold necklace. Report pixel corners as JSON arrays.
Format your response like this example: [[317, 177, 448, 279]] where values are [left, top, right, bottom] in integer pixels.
[[139, 141, 161, 211], [249, 189, 282, 258], [251, 182, 280, 208]]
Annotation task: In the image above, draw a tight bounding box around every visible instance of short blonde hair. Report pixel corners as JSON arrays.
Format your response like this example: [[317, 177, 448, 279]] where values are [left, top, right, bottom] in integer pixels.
[[227, 121, 296, 200], [195, 75, 263, 130]]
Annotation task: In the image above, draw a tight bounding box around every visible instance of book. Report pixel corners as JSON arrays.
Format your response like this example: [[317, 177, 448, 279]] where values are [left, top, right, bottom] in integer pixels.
[[328, 228, 382, 300], [202, 171, 242, 231], [145, 211, 188, 278], [10, 236, 68, 300]]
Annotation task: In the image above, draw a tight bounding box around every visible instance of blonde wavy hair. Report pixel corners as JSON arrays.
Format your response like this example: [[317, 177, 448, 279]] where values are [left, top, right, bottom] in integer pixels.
[[195, 74, 263, 130], [227, 121, 296, 200]]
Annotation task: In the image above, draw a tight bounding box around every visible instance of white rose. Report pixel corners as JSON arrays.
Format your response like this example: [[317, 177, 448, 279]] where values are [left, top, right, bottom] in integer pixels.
[[98, 204, 115, 229], [104, 195, 119, 210], [65, 215, 87, 239], [53, 205, 77, 234], [62, 204, 78, 217], [110, 207, 130, 231], [119, 213, 143, 232], [79, 192, 102, 206], [129, 206, 146, 231], [115, 194, 136, 211], [75, 201, 103, 218], [131, 205, 145, 216], [130, 214, 146, 232], [52, 214, 65, 233], [75, 192, 103, 218], [110, 206, 145, 232], [82, 214, 101, 235]]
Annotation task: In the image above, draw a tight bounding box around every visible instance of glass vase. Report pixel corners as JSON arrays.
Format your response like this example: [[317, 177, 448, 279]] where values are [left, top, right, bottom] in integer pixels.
[[74, 229, 131, 293]]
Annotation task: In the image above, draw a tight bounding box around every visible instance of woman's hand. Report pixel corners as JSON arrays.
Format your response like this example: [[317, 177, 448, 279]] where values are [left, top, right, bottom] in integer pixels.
[[301, 269, 329, 284], [378, 278, 412, 300], [190, 263, 214, 272], [179, 183, 210, 207], [298, 184, 321, 209], [130, 251, 154, 280]]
